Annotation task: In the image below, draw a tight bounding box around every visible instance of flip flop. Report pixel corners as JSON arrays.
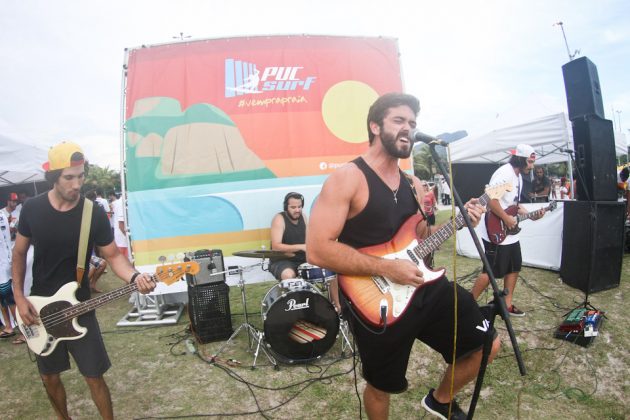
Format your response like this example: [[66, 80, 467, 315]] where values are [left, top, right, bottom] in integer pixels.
[[0, 330, 16, 338], [12, 336, 26, 345]]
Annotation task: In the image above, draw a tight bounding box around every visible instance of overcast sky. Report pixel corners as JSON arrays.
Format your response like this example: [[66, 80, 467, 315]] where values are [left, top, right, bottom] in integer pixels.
[[1, 0, 628, 170]]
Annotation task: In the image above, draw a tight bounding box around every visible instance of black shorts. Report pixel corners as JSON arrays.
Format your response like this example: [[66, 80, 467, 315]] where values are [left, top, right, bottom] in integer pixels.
[[482, 239, 522, 278], [36, 311, 111, 377], [268, 259, 302, 280], [344, 277, 493, 393]]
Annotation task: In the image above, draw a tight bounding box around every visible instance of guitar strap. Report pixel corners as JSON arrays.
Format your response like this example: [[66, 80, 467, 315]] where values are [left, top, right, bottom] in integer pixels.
[[76, 198, 93, 285]]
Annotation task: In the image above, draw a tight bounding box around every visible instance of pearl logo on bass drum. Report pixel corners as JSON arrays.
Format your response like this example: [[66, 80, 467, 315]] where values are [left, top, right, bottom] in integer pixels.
[[285, 298, 310, 311]]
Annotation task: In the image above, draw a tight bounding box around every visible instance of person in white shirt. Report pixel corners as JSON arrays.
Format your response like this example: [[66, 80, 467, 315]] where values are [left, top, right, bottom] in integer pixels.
[[111, 196, 129, 258], [470, 144, 547, 317]]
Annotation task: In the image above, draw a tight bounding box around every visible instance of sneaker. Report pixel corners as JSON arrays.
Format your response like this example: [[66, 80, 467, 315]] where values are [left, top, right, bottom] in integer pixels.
[[421, 388, 467, 420], [508, 305, 526, 317]]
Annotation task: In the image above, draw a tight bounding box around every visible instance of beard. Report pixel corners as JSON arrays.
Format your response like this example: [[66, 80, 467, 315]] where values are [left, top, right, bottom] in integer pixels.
[[381, 128, 413, 159]]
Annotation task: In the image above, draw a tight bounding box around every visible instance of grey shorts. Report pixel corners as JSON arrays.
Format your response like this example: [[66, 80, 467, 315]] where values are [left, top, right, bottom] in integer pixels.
[[36, 311, 111, 377]]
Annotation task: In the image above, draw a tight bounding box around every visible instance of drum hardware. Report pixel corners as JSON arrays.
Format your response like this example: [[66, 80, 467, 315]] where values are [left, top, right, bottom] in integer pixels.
[[211, 262, 278, 369], [233, 249, 296, 260]]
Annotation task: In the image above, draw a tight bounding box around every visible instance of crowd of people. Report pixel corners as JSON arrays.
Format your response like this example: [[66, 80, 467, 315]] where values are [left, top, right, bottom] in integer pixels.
[[4, 92, 628, 420]]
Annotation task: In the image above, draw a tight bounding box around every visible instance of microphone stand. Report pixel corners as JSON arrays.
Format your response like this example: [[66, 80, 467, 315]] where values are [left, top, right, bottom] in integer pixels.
[[424, 142, 526, 419]]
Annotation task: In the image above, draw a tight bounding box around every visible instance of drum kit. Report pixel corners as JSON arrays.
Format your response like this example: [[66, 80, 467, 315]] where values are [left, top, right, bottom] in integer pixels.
[[211, 249, 352, 368]]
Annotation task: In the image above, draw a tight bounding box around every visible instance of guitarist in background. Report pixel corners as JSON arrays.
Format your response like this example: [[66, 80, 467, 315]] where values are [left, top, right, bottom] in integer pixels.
[[470, 144, 544, 317], [307, 93, 500, 420], [12, 141, 156, 420]]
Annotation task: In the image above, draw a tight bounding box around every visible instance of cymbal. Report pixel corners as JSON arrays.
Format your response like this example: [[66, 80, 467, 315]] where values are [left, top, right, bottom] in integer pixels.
[[233, 249, 295, 259]]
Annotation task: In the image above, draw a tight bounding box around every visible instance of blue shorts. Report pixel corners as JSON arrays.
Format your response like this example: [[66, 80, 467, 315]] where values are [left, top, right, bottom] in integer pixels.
[[0, 281, 15, 307]]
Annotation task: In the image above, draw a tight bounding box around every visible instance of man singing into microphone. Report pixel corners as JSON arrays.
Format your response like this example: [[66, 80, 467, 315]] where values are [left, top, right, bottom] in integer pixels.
[[308, 93, 500, 420]]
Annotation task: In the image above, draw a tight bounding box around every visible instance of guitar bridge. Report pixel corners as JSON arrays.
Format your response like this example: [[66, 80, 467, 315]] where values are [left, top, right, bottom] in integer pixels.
[[372, 276, 390, 294]]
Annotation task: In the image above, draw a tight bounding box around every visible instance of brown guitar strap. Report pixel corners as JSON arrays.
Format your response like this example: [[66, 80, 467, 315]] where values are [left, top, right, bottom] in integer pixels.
[[402, 172, 428, 224], [76, 198, 93, 284]]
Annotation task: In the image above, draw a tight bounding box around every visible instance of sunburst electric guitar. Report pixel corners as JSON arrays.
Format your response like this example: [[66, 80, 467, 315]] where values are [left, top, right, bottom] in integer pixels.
[[338, 183, 511, 328], [17, 261, 199, 356], [485, 200, 557, 244]]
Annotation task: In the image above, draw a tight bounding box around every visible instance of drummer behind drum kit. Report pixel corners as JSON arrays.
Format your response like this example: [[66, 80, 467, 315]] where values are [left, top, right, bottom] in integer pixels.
[[206, 249, 352, 368]]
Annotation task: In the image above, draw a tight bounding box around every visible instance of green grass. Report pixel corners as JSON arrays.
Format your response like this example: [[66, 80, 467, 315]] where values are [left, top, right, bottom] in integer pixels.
[[1, 210, 628, 419]]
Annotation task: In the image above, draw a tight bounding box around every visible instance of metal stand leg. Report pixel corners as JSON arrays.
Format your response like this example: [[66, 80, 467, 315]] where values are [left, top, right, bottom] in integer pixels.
[[117, 293, 184, 326], [338, 317, 353, 356], [211, 264, 277, 369]]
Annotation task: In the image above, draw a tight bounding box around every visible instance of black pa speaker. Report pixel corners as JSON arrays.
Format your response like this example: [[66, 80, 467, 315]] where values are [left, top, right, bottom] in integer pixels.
[[571, 115, 617, 201], [560, 201, 625, 293], [562, 56, 605, 120], [186, 249, 226, 286]]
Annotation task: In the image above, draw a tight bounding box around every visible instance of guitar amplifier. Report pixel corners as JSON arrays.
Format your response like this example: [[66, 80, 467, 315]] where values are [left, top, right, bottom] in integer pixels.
[[186, 249, 226, 286]]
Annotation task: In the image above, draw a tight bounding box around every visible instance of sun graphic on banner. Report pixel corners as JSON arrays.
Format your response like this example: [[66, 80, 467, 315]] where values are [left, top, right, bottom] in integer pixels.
[[322, 81, 379, 144]]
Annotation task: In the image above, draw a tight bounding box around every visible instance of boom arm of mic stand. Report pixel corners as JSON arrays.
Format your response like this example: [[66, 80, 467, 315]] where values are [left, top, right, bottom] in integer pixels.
[[425, 144, 526, 418]]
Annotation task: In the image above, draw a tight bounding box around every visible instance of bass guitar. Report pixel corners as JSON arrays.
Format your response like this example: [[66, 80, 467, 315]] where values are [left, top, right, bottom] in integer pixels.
[[17, 261, 199, 356], [338, 182, 511, 328], [486, 200, 557, 244]]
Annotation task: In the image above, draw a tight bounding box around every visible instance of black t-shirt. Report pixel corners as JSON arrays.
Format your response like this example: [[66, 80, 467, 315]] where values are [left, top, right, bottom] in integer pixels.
[[18, 193, 114, 300]]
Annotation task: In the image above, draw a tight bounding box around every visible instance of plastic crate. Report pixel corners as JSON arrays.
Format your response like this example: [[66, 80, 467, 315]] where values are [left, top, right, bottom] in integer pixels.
[[187, 282, 233, 344]]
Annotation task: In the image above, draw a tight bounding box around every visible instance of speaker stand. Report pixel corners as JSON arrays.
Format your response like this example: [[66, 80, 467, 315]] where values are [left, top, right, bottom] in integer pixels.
[[563, 150, 603, 314]]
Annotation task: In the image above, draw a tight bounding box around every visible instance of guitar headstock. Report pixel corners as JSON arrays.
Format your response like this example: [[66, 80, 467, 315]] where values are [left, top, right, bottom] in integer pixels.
[[155, 261, 200, 286], [548, 200, 558, 211], [485, 182, 513, 201]]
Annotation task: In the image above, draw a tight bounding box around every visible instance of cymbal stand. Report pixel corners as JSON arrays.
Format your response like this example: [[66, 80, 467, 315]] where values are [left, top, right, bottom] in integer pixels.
[[338, 316, 354, 356], [211, 262, 277, 369]]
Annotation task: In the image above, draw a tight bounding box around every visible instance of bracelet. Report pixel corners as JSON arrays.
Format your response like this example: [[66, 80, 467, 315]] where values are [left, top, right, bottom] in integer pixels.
[[130, 272, 141, 284]]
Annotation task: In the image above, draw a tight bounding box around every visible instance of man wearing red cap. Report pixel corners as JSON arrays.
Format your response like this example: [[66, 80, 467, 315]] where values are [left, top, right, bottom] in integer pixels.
[[470, 144, 545, 316], [1, 192, 20, 241], [12, 141, 156, 419]]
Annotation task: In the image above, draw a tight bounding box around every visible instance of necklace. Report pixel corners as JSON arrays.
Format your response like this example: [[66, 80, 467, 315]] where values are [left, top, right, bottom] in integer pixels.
[[392, 188, 399, 204]]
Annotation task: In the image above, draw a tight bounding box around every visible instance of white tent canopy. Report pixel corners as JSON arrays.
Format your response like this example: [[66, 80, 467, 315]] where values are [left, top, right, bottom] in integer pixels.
[[449, 95, 628, 165], [0, 134, 47, 186]]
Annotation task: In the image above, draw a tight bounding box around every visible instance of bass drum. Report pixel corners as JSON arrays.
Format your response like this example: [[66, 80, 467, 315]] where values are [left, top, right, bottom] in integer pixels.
[[262, 283, 339, 363]]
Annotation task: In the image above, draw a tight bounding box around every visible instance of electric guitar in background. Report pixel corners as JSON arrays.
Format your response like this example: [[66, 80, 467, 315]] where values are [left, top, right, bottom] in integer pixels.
[[17, 261, 199, 356], [338, 182, 512, 328], [486, 200, 557, 245]]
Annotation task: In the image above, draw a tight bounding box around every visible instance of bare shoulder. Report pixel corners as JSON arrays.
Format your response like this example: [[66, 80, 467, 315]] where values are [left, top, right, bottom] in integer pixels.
[[321, 162, 362, 198]]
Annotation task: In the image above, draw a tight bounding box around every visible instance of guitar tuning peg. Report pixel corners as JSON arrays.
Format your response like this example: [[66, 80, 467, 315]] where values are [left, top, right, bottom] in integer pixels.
[[185, 251, 194, 259], [166, 254, 175, 262], [175, 252, 185, 261], [158, 255, 167, 264]]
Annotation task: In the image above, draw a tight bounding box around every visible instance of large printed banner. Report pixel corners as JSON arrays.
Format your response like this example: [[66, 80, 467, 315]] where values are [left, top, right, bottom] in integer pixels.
[[123, 35, 405, 265]]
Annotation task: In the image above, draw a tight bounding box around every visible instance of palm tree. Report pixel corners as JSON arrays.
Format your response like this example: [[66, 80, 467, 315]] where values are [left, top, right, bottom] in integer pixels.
[[412, 144, 435, 180], [84, 164, 121, 195]]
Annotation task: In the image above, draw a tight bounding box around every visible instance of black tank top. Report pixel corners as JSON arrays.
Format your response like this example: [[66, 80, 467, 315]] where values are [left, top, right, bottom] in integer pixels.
[[339, 157, 419, 248], [276, 212, 306, 263]]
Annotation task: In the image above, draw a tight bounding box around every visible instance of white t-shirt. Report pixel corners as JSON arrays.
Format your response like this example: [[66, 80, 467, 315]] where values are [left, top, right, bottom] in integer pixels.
[[112, 198, 128, 248], [480, 163, 522, 245], [0, 213, 11, 284]]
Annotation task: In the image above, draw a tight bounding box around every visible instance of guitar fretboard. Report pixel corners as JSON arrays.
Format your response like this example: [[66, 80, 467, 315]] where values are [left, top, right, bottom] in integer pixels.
[[414, 193, 491, 259], [42, 274, 160, 327]]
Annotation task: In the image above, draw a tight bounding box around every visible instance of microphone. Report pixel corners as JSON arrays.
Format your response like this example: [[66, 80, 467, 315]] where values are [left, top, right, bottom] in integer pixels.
[[409, 129, 448, 146]]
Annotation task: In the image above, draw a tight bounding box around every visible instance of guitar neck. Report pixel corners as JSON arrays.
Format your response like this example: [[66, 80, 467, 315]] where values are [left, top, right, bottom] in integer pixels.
[[61, 274, 159, 321], [416, 192, 491, 258], [517, 205, 548, 223]]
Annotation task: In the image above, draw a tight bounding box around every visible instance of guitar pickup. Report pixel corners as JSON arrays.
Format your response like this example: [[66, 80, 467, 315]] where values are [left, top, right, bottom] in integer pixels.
[[372, 276, 390, 294], [21, 324, 38, 339], [406, 249, 419, 264]]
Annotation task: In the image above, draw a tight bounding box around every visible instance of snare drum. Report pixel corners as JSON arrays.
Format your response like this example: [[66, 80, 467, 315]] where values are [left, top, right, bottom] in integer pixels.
[[297, 263, 336, 285], [261, 283, 339, 363]]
